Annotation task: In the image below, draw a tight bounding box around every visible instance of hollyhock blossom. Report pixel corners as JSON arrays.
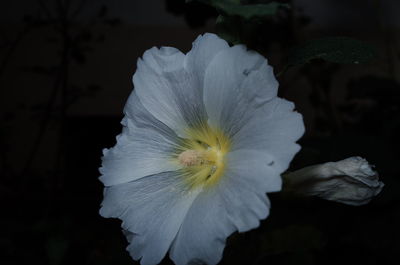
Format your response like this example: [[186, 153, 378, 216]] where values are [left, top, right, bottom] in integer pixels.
[[99, 33, 304, 265], [283, 156, 384, 205]]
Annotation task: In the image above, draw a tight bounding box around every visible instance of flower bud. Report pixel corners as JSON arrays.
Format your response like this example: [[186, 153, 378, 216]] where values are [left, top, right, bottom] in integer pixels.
[[283, 157, 384, 206]]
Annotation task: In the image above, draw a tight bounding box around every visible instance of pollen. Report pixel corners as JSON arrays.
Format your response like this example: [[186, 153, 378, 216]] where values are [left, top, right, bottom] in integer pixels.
[[178, 150, 207, 167], [176, 124, 231, 189]]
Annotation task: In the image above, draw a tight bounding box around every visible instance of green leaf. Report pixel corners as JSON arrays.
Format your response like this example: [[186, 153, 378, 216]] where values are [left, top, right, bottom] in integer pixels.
[[287, 37, 377, 66], [192, 0, 290, 19]]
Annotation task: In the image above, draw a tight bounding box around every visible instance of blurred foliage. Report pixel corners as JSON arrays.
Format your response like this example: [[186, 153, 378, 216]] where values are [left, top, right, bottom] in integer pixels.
[[1, 0, 120, 185], [187, 0, 291, 46], [190, 0, 289, 19], [190, 0, 377, 74], [166, 0, 218, 28], [286, 37, 377, 67], [0, 1, 120, 264]]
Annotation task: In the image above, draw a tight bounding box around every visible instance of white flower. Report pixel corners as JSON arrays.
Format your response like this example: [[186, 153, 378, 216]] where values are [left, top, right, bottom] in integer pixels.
[[99, 33, 304, 265], [283, 156, 384, 206]]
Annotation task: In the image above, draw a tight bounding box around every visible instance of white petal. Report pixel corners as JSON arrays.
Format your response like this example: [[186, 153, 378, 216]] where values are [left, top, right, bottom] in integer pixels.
[[133, 47, 206, 136], [184, 33, 229, 86], [220, 173, 272, 234], [226, 149, 282, 194], [142, 46, 184, 74], [170, 163, 273, 265], [100, 172, 201, 265], [124, 91, 180, 141], [203, 45, 276, 134], [169, 186, 236, 265], [232, 98, 304, 172], [240, 60, 278, 107], [99, 124, 181, 186]]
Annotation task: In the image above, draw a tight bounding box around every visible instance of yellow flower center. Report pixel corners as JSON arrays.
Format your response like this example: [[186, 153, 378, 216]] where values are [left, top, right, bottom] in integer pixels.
[[176, 124, 230, 190]]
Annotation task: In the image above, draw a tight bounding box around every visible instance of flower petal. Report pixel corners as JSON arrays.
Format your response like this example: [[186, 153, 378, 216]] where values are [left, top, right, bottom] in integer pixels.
[[100, 171, 201, 265], [170, 156, 275, 265], [169, 186, 236, 265], [184, 33, 229, 86], [240, 60, 278, 107], [142, 46, 184, 74], [226, 149, 282, 194], [203, 45, 277, 135], [133, 46, 207, 136], [219, 174, 272, 234], [124, 91, 179, 141], [232, 98, 304, 173], [99, 124, 181, 186]]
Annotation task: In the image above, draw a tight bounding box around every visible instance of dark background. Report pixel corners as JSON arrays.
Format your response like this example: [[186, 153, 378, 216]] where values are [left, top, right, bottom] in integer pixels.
[[1, 0, 400, 264]]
